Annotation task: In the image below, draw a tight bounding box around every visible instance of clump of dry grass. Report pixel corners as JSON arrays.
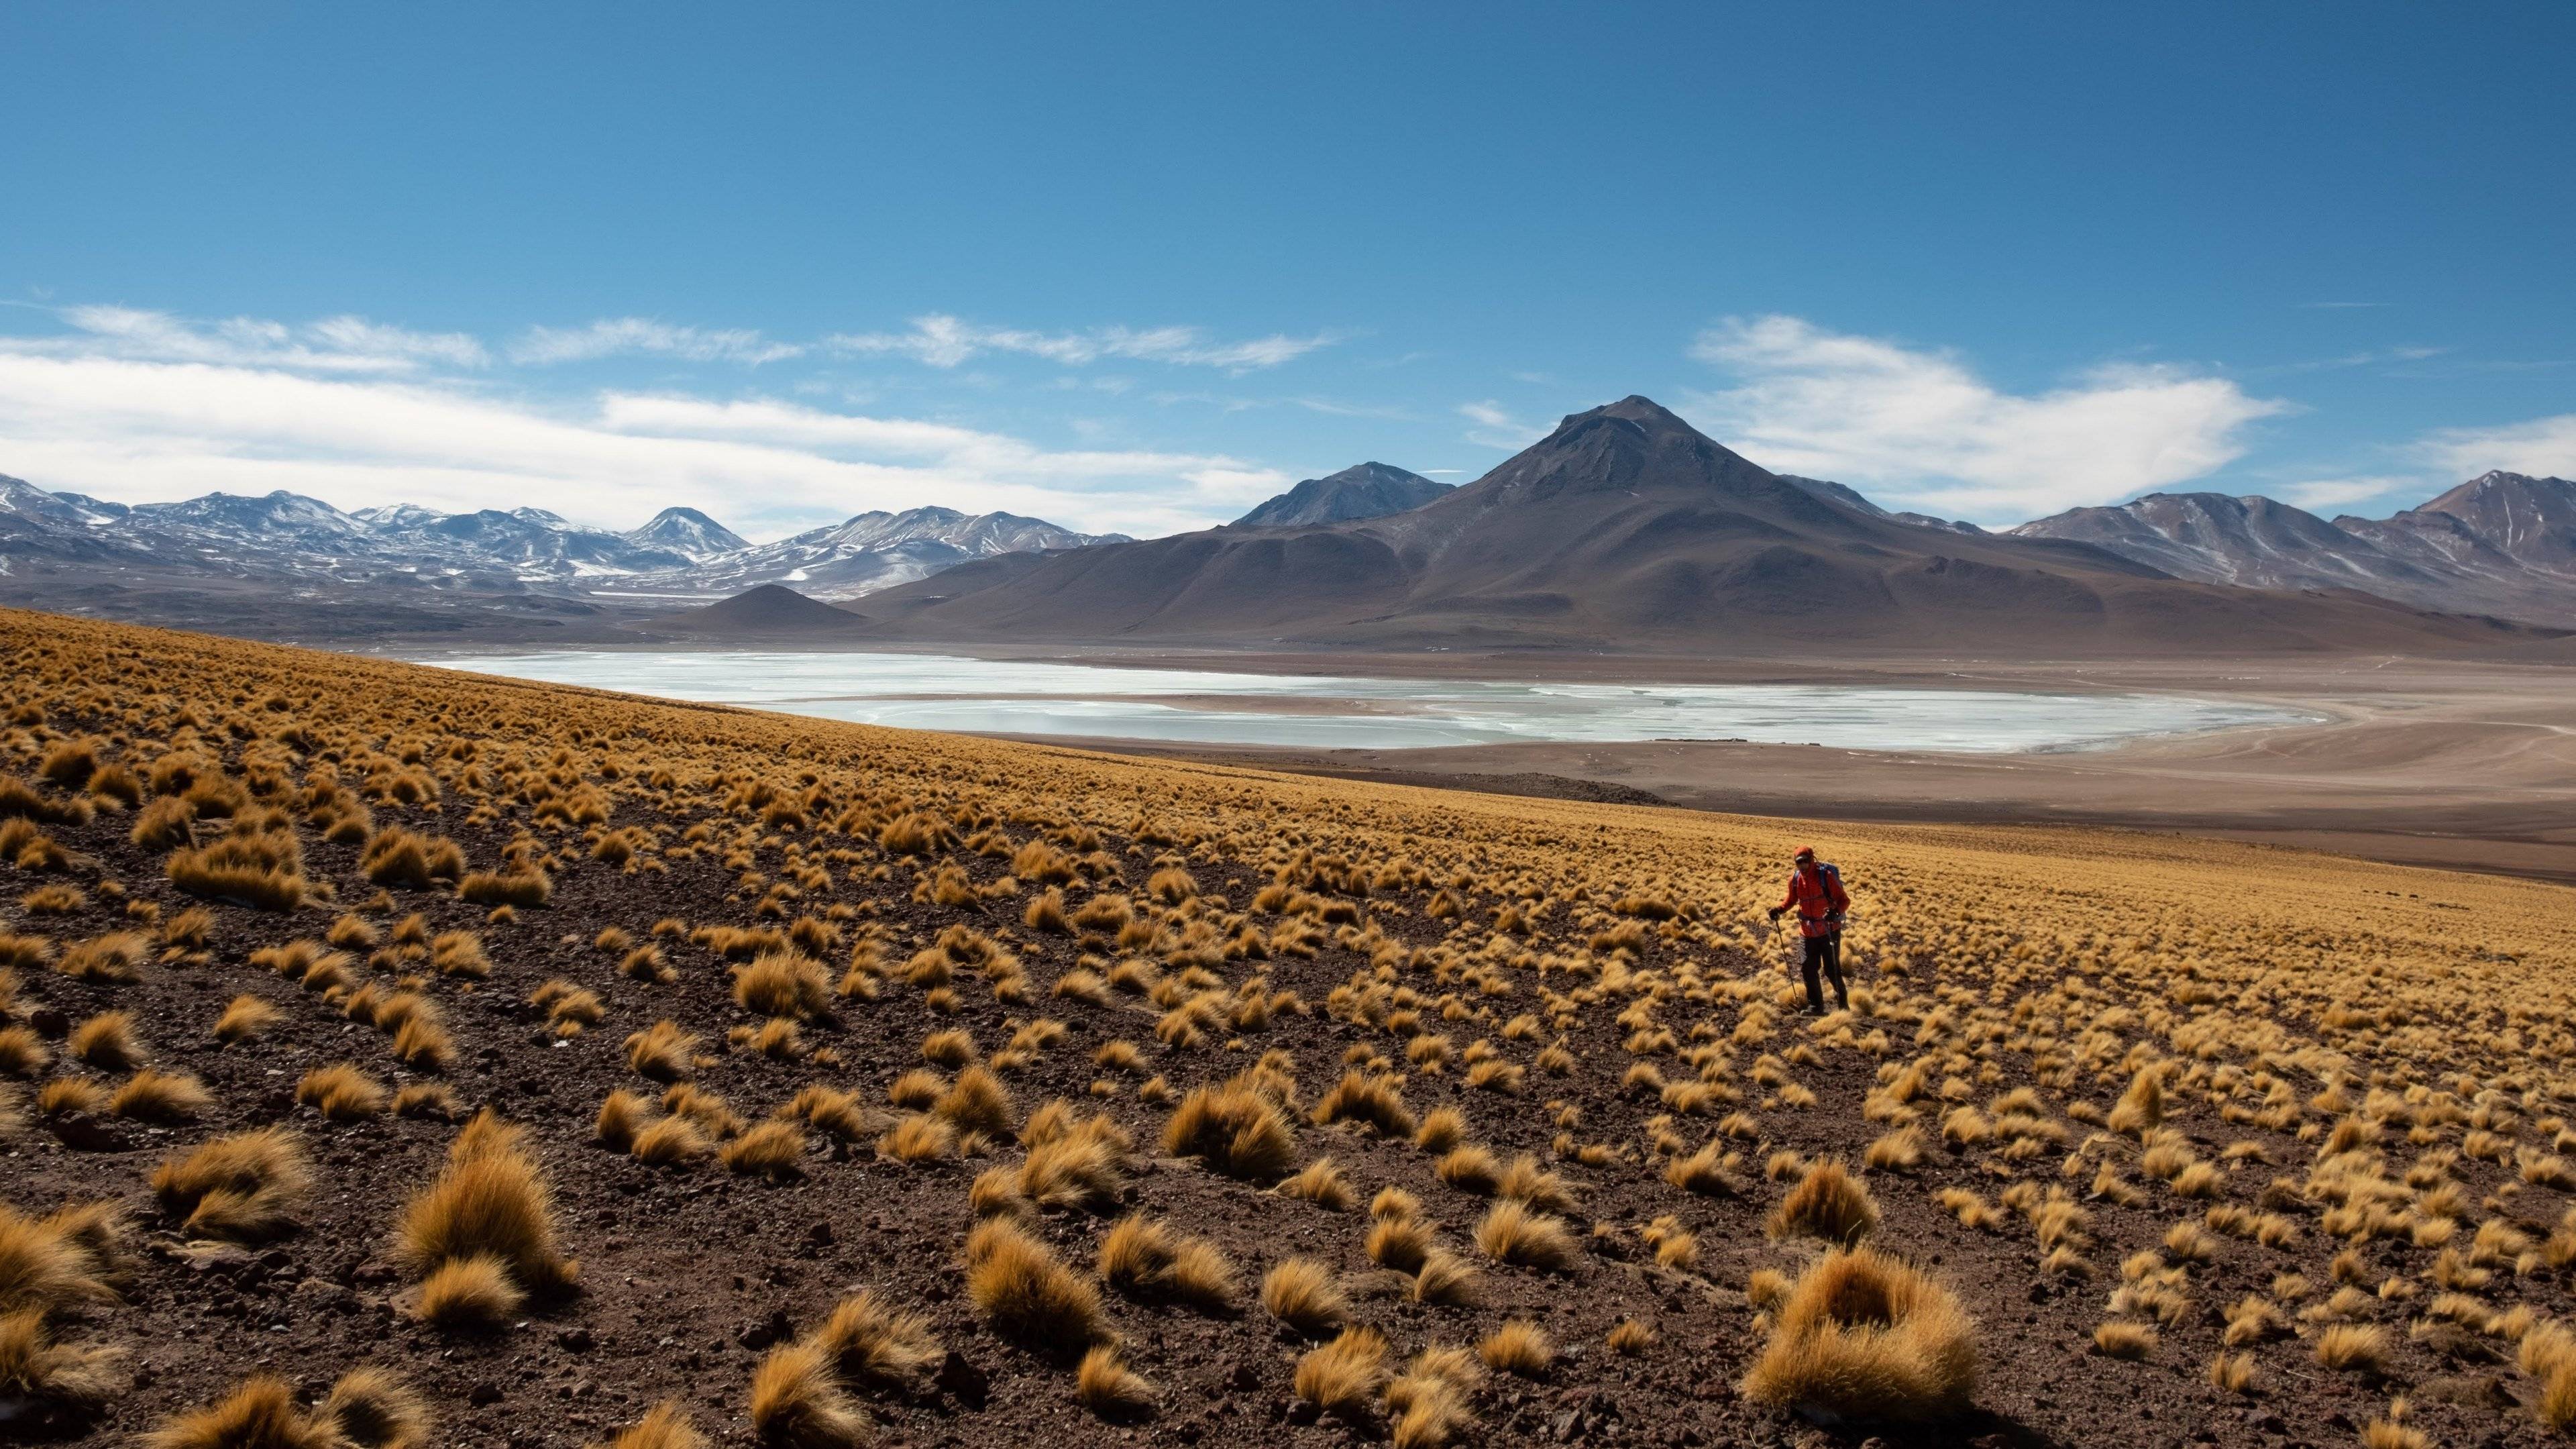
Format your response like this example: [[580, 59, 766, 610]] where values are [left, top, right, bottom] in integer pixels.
[[747, 1338, 867, 1448], [108, 1069, 213, 1123], [1295, 1325, 1390, 1420], [1076, 1344, 1158, 1418], [298, 1063, 388, 1120], [1766, 1159, 1879, 1246], [1742, 1247, 1978, 1421], [813, 1287, 941, 1385], [1280, 1155, 1354, 1210], [0, 1304, 126, 1416], [361, 827, 466, 888], [964, 1218, 1104, 1352], [1313, 1070, 1417, 1138], [1097, 1214, 1236, 1309], [68, 1011, 144, 1069], [1163, 1077, 1297, 1181], [2092, 1321, 2156, 1359], [625, 1020, 699, 1081], [393, 1109, 575, 1320], [735, 951, 829, 1020], [212, 994, 278, 1044], [1479, 1319, 1554, 1377], [142, 1366, 431, 1449], [588, 1402, 706, 1449], [0, 1198, 123, 1313], [1474, 1200, 1576, 1271], [721, 1120, 808, 1179], [1263, 1256, 1348, 1335]]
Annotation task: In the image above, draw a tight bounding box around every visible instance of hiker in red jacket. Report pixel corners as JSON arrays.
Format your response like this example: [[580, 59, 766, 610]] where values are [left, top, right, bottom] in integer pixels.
[[1767, 845, 1849, 1013]]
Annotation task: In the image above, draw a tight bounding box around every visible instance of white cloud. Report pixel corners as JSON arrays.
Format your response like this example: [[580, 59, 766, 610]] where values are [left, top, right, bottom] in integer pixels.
[[1459, 399, 1546, 451], [0, 305, 488, 372], [827, 314, 1338, 372], [2415, 413, 2576, 482], [0, 353, 1285, 539], [1683, 315, 2288, 523], [509, 318, 804, 366], [2274, 476, 2417, 512]]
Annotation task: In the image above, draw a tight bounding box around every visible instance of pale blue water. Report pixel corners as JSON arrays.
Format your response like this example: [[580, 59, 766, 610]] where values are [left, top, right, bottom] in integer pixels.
[[429, 650, 2309, 753]]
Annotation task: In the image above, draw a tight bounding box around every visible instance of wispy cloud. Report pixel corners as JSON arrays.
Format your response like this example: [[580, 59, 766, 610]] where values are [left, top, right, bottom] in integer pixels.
[[509, 317, 805, 366], [2273, 475, 2417, 512], [1459, 399, 1546, 450], [2414, 413, 2576, 481], [2253, 345, 2449, 376], [826, 314, 1339, 372], [0, 305, 488, 372], [0, 321, 1291, 538], [1682, 315, 2288, 522]]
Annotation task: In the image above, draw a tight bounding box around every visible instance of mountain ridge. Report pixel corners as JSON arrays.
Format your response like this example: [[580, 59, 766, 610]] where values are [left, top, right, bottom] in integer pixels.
[[857, 396, 2541, 655]]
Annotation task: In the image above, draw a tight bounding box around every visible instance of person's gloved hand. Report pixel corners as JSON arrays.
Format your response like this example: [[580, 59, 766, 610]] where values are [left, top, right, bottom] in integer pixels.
[[1766, 906, 1784, 921]]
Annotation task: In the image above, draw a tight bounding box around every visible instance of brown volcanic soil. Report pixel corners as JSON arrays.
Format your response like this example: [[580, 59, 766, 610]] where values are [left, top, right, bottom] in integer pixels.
[[5, 610, 2576, 1449]]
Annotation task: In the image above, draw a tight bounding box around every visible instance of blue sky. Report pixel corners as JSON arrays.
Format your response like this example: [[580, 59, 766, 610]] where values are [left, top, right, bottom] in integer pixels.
[[2, 2, 2570, 539]]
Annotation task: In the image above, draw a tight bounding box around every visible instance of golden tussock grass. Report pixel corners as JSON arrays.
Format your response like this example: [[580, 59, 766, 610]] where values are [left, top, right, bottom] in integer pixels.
[[69, 1010, 144, 1069], [56, 932, 148, 983], [108, 1068, 213, 1123], [212, 994, 278, 1044], [0, 1199, 123, 1313], [631, 1114, 712, 1167], [1295, 1325, 1388, 1417], [748, 1337, 868, 1448], [1473, 1199, 1576, 1271], [1479, 1318, 1554, 1377], [1280, 1155, 1354, 1210], [1076, 1343, 1158, 1418], [814, 1287, 941, 1385], [1742, 1247, 1977, 1421], [590, 1402, 706, 1449], [735, 951, 829, 1020], [142, 1366, 430, 1449], [1097, 1213, 1236, 1309], [1162, 1078, 1297, 1181], [415, 1252, 524, 1326], [1262, 1256, 1348, 1335], [297, 1062, 388, 1120], [2092, 1320, 2156, 1359], [1766, 1159, 1879, 1246], [0, 1303, 126, 1414], [963, 1218, 1104, 1351], [1312, 1069, 1417, 1138], [625, 1020, 699, 1081], [394, 1110, 575, 1303], [722, 1120, 809, 1179]]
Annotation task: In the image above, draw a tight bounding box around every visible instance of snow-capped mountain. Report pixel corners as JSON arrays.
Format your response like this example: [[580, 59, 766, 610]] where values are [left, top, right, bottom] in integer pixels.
[[2013, 472, 2576, 625], [0, 477, 1122, 604], [625, 506, 749, 562], [638, 506, 1129, 600]]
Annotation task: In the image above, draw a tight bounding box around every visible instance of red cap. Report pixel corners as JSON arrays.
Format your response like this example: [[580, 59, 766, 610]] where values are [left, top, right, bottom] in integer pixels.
[[1792, 845, 1815, 861]]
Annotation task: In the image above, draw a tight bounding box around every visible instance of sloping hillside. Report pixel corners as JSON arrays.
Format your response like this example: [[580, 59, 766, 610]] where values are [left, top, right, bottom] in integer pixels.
[[4, 610, 2575, 1448]]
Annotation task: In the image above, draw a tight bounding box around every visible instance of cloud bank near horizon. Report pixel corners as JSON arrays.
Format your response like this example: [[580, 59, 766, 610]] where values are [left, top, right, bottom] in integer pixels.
[[2, 302, 2562, 544]]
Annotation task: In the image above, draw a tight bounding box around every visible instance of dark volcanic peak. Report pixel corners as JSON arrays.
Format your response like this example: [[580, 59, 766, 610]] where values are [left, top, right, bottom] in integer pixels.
[[855, 392, 2532, 655], [1233, 462, 1452, 528], [2395, 471, 2576, 572], [661, 582, 867, 634]]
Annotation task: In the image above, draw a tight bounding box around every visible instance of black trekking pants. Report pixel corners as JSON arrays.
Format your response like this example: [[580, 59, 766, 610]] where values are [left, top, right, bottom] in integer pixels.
[[1800, 932, 1847, 1011]]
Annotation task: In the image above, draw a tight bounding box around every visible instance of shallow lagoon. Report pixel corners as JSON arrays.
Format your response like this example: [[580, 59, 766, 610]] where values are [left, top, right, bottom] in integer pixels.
[[432, 650, 2310, 754]]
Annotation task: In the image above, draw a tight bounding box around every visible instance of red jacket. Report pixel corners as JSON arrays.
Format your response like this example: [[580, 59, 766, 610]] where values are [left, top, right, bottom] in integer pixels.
[[1776, 865, 1848, 939]]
